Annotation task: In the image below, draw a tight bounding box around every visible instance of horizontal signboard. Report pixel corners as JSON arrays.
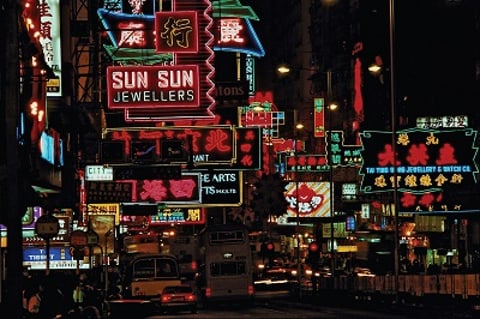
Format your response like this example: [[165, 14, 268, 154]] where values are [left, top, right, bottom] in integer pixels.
[[149, 207, 205, 224], [23, 246, 89, 270], [198, 171, 242, 206], [85, 165, 113, 181], [102, 126, 235, 164], [359, 128, 478, 193], [107, 65, 200, 109]]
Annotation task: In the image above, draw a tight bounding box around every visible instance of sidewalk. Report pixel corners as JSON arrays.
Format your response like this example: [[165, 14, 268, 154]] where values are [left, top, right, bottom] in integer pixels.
[[266, 289, 480, 319]]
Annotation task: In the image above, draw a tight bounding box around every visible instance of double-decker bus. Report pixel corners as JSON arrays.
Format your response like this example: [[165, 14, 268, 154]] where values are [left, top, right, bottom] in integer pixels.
[[196, 224, 255, 306], [121, 253, 182, 305], [166, 234, 199, 280]]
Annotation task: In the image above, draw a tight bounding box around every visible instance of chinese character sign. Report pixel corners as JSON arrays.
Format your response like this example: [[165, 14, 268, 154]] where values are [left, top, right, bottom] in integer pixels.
[[235, 127, 261, 170], [150, 207, 205, 224], [103, 127, 234, 164], [313, 98, 325, 138], [281, 182, 332, 222], [359, 128, 478, 193], [155, 11, 199, 53]]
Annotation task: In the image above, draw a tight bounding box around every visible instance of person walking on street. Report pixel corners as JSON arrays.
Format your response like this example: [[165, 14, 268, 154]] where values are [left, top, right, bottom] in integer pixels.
[[26, 281, 44, 319]]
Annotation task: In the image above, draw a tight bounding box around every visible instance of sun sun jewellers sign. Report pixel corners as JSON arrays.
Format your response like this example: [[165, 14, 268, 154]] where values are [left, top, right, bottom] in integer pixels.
[[107, 65, 200, 109]]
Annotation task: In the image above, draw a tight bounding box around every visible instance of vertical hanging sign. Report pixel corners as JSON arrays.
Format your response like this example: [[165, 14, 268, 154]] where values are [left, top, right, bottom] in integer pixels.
[[39, 0, 62, 96], [314, 98, 325, 138]]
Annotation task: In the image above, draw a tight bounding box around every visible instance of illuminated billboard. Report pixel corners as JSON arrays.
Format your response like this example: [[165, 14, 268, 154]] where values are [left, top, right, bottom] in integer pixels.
[[149, 207, 206, 224], [39, 0, 62, 96], [107, 65, 201, 109], [99, 0, 215, 122], [102, 126, 235, 165], [155, 11, 199, 54], [359, 128, 478, 194], [199, 171, 242, 206], [23, 247, 89, 270], [86, 173, 201, 204], [212, 0, 265, 57], [276, 182, 332, 225]]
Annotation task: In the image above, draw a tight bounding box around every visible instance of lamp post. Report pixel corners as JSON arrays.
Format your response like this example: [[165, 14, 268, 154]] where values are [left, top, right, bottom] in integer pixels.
[[294, 116, 304, 298], [388, 0, 400, 303], [366, 1, 398, 300], [326, 69, 337, 279], [326, 95, 338, 280]]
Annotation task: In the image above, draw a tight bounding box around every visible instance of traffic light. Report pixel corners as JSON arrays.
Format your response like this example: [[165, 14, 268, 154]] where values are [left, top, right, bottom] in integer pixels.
[[259, 242, 274, 257], [306, 241, 320, 268], [265, 242, 275, 267]]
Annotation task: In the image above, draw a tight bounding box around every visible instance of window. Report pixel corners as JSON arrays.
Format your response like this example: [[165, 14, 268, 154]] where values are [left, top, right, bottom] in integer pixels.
[[156, 259, 178, 278], [132, 257, 179, 279], [209, 230, 245, 244], [210, 262, 247, 276], [133, 258, 155, 279]]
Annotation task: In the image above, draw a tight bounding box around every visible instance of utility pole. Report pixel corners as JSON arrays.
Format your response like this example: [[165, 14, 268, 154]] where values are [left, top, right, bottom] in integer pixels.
[[1, 1, 24, 317]]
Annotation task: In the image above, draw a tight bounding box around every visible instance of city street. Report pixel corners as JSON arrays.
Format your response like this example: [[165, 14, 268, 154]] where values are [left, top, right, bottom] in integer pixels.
[[141, 299, 412, 319], [109, 290, 476, 319]]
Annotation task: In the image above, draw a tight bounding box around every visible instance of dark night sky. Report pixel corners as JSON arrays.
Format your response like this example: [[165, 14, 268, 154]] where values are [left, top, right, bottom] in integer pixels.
[[393, 0, 479, 118], [248, 0, 479, 125]]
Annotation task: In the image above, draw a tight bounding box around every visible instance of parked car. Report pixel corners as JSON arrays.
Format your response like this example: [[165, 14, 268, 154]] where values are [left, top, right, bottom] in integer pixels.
[[159, 285, 197, 314]]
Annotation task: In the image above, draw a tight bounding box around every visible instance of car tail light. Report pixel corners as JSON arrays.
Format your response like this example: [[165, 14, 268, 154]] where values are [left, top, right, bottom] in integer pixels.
[[161, 295, 171, 302], [248, 285, 254, 296], [191, 261, 198, 271], [185, 293, 196, 301], [205, 287, 212, 297]]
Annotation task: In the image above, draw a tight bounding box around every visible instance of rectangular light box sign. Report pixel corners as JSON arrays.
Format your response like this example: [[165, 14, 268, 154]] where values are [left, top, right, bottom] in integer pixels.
[[85, 165, 114, 181]]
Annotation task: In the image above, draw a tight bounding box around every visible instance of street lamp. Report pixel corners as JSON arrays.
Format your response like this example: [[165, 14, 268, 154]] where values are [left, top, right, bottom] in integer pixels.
[[327, 101, 338, 280], [324, 67, 339, 281], [369, 0, 399, 301], [294, 116, 304, 298], [388, 0, 400, 302]]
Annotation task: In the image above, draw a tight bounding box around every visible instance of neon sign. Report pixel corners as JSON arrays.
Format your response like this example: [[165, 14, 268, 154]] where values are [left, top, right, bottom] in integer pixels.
[[98, 0, 216, 121], [286, 154, 329, 173], [155, 11, 199, 53], [212, 0, 265, 57], [313, 98, 325, 138], [326, 130, 363, 167], [359, 128, 478, 193], [150, 207, 205, 224], [103, 126, 234, 164]]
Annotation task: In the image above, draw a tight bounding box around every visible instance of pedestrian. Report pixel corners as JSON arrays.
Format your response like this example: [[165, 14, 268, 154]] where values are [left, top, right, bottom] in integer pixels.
[[72, 280, 86, 307], [22, 267, 36, 316], [26, 281, 44, 319], [37, 276, 67, 319], [80, 306, 101, 319]]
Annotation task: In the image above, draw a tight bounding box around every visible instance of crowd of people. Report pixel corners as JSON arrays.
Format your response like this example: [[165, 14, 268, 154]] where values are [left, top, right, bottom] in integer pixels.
[[22, 268, 121, 319]]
